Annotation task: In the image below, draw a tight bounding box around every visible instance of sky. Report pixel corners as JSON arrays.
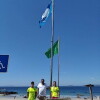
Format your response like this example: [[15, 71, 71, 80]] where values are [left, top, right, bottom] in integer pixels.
[[0, 0, 100, 86]]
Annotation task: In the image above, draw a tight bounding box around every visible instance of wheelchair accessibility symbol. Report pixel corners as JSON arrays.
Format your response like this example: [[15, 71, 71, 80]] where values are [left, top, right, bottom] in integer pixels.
[[0, 55, 9, 72], [0, 61, 5, 69]]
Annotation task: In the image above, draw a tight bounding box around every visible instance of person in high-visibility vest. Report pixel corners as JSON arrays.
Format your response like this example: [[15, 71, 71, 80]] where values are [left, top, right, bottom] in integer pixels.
[[27, 82, 37, 100], [50, 81, 59, 98]]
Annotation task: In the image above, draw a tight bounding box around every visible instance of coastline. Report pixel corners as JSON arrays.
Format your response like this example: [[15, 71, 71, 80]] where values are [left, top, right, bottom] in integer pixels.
[[0, 86, 100, 100]]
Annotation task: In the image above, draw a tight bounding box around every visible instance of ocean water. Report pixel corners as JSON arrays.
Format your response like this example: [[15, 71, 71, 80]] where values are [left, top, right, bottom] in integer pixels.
[[0, 86, 100, 97]]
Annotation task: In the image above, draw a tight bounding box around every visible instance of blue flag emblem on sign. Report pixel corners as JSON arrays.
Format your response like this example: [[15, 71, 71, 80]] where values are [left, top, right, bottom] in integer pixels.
[[39, 2, 52, 28], [0, 55, 9, 72]]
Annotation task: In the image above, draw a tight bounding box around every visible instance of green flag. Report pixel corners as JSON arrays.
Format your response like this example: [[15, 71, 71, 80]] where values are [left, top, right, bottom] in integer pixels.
[[45, 40, 59, 58]]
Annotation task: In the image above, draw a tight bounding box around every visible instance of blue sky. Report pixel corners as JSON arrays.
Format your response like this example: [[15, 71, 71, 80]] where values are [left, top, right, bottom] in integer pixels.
[[0, 0, 100, 86]]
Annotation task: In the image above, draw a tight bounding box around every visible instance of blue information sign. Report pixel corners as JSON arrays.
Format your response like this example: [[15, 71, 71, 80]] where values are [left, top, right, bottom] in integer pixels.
[[0, 55, 9, 72]]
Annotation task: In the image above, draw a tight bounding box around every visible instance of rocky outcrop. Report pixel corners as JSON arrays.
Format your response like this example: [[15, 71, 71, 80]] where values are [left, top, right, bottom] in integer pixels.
[[0, 91, 18, 95]]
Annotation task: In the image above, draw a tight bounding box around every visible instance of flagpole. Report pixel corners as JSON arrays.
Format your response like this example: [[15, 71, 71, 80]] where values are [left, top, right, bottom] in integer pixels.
[[58, 39, 60, 87], [58, 39, 60, 97], [50, 0, 54, 87]]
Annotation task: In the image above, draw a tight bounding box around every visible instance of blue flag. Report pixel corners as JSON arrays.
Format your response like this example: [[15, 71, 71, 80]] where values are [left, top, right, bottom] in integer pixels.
[[0, 55, 9, 72], [39, 2, 52, 28]]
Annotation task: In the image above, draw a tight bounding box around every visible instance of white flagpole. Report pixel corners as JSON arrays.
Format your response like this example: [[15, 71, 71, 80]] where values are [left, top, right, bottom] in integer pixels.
[[58, 39, 60, 97], [58, 39, 60, 87], [50, 0, 54, 87]]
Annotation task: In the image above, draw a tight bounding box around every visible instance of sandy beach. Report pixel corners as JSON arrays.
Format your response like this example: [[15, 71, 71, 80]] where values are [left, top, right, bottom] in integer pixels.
[[0, 96, 26, 100], [0, 96, 100, 100]]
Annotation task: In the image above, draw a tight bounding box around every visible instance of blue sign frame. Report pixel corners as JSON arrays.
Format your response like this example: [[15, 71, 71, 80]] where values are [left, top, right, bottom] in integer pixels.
[[0, 55, 9, 72]]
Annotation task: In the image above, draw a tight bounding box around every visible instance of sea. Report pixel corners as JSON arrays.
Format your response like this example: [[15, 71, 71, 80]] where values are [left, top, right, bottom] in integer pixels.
[[0, 86, 100, 98]]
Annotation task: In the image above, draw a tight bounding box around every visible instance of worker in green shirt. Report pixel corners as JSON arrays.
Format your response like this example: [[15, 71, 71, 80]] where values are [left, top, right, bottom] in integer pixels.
[[50, 81, 60, 98], [27, 82, 37, 100]]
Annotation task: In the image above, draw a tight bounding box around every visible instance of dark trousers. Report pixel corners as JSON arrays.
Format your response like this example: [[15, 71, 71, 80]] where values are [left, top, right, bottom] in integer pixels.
[[38, 96, 46, 100]]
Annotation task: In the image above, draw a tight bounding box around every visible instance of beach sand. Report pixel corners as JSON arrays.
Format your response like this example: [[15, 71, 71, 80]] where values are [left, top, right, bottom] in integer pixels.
[[0, 97, 100, 100], [0, 96, 27, 100]]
